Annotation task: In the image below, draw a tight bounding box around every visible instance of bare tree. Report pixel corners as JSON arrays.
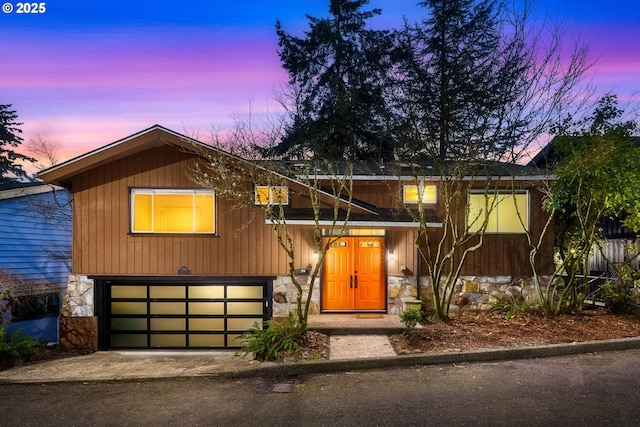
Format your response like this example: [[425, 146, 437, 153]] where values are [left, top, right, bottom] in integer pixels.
[[389, 0, 591, 319], [26, 134, 61, 170], [187, 113, 356, 333]]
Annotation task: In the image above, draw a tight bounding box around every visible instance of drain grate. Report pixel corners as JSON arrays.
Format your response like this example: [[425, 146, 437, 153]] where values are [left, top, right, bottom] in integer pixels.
[[272, 383, 295, 393]]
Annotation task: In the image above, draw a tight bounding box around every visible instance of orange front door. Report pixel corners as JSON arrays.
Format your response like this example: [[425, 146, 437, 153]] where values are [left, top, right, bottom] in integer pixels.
[[322, 237, 386, 311]]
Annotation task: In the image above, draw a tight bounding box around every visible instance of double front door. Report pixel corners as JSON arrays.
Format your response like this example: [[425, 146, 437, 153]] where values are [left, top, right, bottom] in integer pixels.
[[322, 236, 386, 311]]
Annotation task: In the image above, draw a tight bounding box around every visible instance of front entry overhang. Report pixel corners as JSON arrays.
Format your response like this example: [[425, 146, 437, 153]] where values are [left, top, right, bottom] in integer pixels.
[[266, 207, 442, 228]]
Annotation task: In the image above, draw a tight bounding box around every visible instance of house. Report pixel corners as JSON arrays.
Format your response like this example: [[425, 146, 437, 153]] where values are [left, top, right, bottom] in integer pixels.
[[0, 182, 71, 343], [39, 125, 554, 351]]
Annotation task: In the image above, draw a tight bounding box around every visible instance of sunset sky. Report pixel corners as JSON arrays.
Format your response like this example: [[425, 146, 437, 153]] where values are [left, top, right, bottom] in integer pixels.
[[1, 0, 638, 166]]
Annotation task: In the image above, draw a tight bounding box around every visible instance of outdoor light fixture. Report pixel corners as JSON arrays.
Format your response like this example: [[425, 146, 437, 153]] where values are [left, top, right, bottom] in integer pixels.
[[312, 251, 319, 260], [388, 249, 396, 260]]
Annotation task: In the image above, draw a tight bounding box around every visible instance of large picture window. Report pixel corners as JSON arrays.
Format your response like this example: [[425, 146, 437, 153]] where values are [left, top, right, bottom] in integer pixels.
[[131, 189, 215, 234], [468, 191, 529, 233]]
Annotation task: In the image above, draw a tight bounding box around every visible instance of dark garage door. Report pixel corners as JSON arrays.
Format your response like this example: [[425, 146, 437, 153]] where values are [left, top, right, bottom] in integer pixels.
[[102, 278, 271, 349]]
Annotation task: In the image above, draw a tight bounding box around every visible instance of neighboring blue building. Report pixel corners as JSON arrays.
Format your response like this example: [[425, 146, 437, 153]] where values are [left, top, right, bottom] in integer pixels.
[[0, 182, 71, 343]]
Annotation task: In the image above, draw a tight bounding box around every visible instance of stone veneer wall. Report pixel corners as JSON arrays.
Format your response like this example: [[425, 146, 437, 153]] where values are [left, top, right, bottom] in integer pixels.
[[270, 274, 554, 317], [416, 275, 556, 316], [60, 274, 98, 351], [272, 275, 321, 318], [271, 274, 422, 317]]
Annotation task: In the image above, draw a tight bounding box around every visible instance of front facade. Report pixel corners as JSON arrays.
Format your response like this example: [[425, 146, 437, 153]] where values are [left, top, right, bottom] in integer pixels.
[[40, 126, 554, 351]]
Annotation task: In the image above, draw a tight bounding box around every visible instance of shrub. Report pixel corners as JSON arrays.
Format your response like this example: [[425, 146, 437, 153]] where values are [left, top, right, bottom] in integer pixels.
[[490, 293, 532, 319], [600, 267, 640, 315], [0, 326, 38, 370], [400, 307, 422, 335], [236, 315, 302, 361]]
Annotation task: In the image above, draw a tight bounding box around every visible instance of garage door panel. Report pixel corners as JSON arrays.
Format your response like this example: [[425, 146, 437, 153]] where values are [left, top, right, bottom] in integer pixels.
[[107, 280, 269, 349], [188, 286, 224, 299], [150, 285, 185, 298], [189, 302, 224, 315], [150, 334, 186, 347], [111, 318, 147, 331], [112, 334, 147, 347], [228, 317, 262, 330], [111, 286, 147, 299], [150, 318, 186, 331], [227, 285, 263, 299], [150, 302, 186, 315], [189, 318, 225, 331], [112, 302, 147, 315], [189, 334, 225, 347]]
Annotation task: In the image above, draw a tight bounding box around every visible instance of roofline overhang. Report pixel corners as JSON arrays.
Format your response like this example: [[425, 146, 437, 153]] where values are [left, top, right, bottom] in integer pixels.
[[35, 125, 377, 215], [266, 219, 442, 228], [302, 174, 554, 181], [0, 184, 66, 201]]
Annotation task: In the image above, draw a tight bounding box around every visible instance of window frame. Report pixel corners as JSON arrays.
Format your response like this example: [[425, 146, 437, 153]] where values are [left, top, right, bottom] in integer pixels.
[[467, 190, 530, 234], [130, 188, 217, 235], [402, 183, 438, 204], [254, 185, 289, 206], [11, 292, 60, 321]]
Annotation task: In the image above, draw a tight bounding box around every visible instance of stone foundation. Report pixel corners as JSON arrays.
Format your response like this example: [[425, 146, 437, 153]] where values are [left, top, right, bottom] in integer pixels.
[[62, 274, 94, 317], [272, 275, 321, 318], [60, 275, 96, 352], [59, 315, 98, 352], [415, 275, 557, 316]]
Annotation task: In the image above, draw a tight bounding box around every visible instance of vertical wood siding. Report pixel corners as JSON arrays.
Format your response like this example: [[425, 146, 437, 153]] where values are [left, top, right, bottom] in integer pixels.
[[70, 146, 308, 276], [69, 140, 553, 278]]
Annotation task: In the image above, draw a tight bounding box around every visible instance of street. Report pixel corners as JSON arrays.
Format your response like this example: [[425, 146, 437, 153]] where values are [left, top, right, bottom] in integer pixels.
[[1, 349, 639, 426]]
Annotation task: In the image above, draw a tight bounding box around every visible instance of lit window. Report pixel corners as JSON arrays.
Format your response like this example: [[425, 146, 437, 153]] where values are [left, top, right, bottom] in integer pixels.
[[403, 184, 437, 204], [467, 191, 528, 233], [131, 189, 215, 234], [255, 186, 289, 205]]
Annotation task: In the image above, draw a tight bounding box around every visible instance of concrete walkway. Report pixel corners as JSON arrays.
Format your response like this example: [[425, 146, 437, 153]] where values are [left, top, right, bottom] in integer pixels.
[[1, 314, 640, 384]]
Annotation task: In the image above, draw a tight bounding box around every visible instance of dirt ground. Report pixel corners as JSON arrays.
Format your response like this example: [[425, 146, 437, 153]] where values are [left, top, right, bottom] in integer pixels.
[[389, 308, 640, 355], [285, 308, 640, 361]]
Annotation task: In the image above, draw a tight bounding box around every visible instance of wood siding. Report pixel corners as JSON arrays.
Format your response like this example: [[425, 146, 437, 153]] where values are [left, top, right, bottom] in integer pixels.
[[0, 188, 71, 286], [65, 133, 553, 279], [70, 145, 314, 276]]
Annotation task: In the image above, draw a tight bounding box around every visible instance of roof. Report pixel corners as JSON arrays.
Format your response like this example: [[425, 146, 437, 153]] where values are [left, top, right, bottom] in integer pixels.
[[529, 136, 640, 169], [269, 159, 547, 181], [38, 124, 218, 187], [0, 182, 65, 201], [36, 125, 378, 216]]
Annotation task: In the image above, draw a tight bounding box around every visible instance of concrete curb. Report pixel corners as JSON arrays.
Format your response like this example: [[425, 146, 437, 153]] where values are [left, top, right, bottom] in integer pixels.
[[3, 337, 640, 384], [222, 336, 640, 379]]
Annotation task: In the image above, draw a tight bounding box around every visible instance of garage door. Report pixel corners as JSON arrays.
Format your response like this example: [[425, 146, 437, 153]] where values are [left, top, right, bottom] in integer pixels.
[[104, 278, 271, 349]]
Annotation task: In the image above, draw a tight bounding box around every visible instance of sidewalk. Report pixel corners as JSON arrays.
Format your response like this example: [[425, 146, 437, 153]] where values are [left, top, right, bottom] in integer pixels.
[[2, 314, 640, 384]]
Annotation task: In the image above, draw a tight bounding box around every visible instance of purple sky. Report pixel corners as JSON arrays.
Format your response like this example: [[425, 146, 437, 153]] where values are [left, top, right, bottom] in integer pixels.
[[1, 0, 638, 166]]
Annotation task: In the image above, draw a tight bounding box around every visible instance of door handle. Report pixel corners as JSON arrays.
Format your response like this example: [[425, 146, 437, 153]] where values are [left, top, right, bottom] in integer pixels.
[[354, 273, 358, 289], [350, 275, 353, 289]]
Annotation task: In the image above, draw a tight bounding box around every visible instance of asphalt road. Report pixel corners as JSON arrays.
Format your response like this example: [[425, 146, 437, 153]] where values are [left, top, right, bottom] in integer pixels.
[[2, 349, 640, 426]]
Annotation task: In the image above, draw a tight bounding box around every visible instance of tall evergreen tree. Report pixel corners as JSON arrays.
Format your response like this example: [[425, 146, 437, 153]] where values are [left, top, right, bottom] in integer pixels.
[[271, 0, 397, 161], [0, 105, 34, 182], [395, 0, 530, 162]]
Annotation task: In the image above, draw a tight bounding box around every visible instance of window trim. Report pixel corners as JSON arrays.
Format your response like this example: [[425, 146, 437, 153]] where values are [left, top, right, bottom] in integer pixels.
[[130, 188, 217, 235], [254, 185, 289, 206], [402, 183, 438, 204], [467, 190, 530, 234]]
